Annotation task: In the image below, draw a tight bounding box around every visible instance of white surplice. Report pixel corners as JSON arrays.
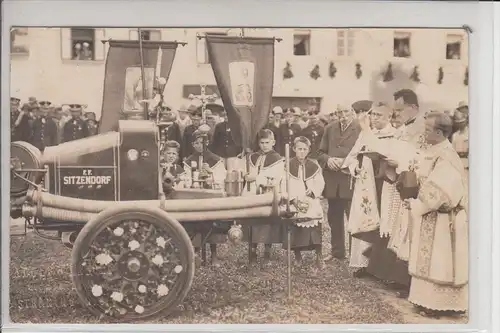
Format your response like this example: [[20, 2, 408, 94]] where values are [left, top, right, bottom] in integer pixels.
[[406, 139, 468, 311], [183, 155, 227, 190], [359, 115, 427, 261], [280, 158, 325, 226], [343, 124, 398, 267]]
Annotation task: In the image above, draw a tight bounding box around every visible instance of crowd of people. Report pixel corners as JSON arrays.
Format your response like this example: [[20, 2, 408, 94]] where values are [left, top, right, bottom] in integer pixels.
[[151, 90, 469, 319], [10, 97, 99, 151], [10, 89, 469, 319]]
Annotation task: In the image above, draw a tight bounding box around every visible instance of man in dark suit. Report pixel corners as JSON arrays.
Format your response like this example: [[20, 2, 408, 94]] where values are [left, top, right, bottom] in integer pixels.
[[181, 108, 203, 162], [31, 104, 59, 152], [317, 104, 361, 261], [276, 107, 301, 157], [159, 105, 182, 146], [10, 97, 32, 142]]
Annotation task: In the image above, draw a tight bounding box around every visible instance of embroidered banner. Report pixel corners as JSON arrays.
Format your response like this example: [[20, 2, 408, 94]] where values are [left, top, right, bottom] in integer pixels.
[[100, 40, 179, 133], [229, 61, 255, 107], [206, 35, 275, 150]]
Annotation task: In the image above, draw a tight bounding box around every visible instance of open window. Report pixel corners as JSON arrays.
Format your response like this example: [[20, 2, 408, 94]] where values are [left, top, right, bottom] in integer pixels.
[[196, 32, 227, 64], [293, 30, 311, 56], [129, 29, 162, 41], [446, 34, 462, 60], [61, 28, 105, 61], [10, 28, 30, 56], [393, 31, 411, 58], [337, 29, 355, 57]]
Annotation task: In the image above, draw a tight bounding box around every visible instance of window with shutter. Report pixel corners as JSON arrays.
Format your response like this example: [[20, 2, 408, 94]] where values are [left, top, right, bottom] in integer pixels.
[[446, 34, 462, 60], [393, 31, 411, 58], [94, 29, 106, 61], [337, 29, 355, 57], [293, 30, 311, 56], [130, 29, 162, 41], [10, 28, 30, 56], [61, 28, 73, 60]]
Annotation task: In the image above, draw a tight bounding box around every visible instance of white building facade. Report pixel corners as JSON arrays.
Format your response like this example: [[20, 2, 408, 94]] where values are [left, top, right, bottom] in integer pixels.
[[10, 27, 468, 117]]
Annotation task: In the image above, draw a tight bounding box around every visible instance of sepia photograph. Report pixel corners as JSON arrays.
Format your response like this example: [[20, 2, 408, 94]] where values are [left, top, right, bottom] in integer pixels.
[[8, 26, 469, 325]]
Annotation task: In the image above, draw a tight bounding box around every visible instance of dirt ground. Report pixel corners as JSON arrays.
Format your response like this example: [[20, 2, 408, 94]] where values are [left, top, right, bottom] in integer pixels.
[[8, 216, 467, 324]]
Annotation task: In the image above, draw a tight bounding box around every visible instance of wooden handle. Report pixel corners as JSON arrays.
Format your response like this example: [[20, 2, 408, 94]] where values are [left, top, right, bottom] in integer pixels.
[[285, 143, 291, 213]]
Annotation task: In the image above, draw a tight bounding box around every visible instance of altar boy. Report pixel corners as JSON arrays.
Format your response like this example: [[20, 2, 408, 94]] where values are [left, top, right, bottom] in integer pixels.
[[281, 136, 325, 267], [160, 140, 186, 192], [183, 130, 227, 266], [244, 129, 284, 264]]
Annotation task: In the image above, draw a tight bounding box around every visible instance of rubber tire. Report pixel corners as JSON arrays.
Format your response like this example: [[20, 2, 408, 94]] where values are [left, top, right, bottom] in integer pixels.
[[70, 205, 195, 322]]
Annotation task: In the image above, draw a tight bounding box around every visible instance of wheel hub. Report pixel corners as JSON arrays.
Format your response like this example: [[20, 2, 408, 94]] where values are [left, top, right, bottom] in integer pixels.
[[117, 250, 150, 281]]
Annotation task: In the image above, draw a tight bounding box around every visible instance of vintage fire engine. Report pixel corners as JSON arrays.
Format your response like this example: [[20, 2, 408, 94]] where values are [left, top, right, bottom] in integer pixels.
[[9, 34, 299, 322]]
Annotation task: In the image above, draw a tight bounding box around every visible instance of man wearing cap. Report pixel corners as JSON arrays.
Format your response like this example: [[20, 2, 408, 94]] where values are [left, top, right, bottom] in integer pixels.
[[84, 112, 99, 136], [271, 106, 284, 128], [31, 104, 58, 151], [255, 106, 282, 151], [300, 107, 324, 160], [50, 105, 66, 143], [294, 106, 309, 130], [317, 103, 361, 261], [456, 101, 468, 117], [62, 104, 89, 143], [181, 108, 203, 161], [210, 110, 243, 171], [176, 104, 193, 137], [10, 97, 31, 142], [276, 108, 301, 157]]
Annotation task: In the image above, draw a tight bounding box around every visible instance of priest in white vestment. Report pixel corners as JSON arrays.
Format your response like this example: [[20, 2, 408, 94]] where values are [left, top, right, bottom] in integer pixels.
[[405, 111, 468, 316], [342, 102, 398, 277], [356, 89, 427, 295]]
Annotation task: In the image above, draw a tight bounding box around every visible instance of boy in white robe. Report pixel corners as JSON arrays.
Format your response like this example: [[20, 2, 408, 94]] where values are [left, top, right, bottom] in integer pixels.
[[281, 136, 325, 267], [244, 129, 284, 265], [183, 131, 226, 190], [405, 111, 468, 317], [183, 130, 227, 266]]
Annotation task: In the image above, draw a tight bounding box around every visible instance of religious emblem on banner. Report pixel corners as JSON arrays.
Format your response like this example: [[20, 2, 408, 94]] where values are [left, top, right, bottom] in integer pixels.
[[229, 61, 255, 107], [123, 67, 155, 112]]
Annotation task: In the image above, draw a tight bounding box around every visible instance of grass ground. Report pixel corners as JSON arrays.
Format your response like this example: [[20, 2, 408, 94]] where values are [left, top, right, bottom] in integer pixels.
[[8, 207, 468, 324]]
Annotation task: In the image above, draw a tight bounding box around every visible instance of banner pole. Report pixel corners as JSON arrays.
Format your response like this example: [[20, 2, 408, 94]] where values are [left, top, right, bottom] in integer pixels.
[[138, 28, 148, 120]]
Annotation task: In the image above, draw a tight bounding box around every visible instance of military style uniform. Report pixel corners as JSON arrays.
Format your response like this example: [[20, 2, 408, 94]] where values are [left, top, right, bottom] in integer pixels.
[[276, 122, 301, 157], [11, 110, 32, 142], [63, 117, 89, 142], [300, 122, 324, 159], [86, 119, 99, 136], [210, 121, 242, 159], [31, 116, 58, 151]]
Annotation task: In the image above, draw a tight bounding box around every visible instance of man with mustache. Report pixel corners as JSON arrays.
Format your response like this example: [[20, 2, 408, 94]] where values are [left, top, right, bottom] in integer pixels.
[[317, 103, 361, 261]]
